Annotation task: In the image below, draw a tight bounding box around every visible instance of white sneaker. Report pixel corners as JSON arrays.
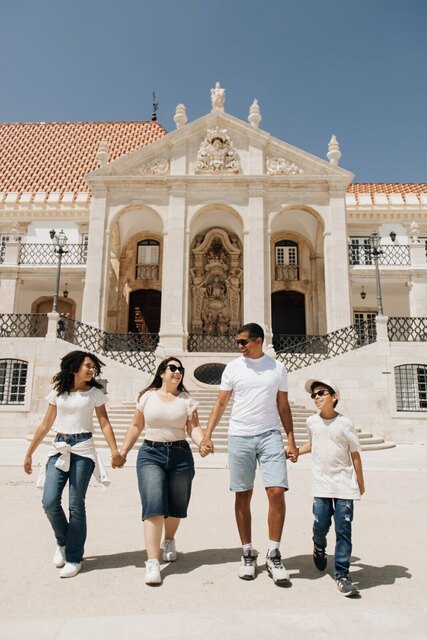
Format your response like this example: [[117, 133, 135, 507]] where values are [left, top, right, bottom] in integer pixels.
[[60, 562, 82, 578], [266, 549, 290, 584], [145, 559, 161, 585], [161, 538, 177, 562], [238, 549, 258, 580], [53, 545, 66, 568]]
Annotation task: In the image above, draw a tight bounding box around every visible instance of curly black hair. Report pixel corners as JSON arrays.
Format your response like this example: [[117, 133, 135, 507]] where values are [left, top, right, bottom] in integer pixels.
[[137, 356, 188, 400], [52, 350, 105, 396]]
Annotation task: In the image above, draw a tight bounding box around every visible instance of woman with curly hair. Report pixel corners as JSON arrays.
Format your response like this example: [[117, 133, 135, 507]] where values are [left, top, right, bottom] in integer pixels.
[[120, 356, 206, 586], [24, 350, 124, 578]]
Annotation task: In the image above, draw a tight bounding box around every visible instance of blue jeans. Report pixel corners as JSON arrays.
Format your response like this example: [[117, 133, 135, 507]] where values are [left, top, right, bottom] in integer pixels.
[[42, 433, 94, 563], [312, 497, 354, 578], [136, 440, 195, 520]]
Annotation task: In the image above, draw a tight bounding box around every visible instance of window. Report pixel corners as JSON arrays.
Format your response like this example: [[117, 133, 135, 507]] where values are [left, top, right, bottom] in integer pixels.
[[349, 238, 372, 265], [275, 240, 299, 280], [0, 359, 28, 405], [136, 239, 160, 280], [354, 312, 377, 345], [395, 364, 427, 412]]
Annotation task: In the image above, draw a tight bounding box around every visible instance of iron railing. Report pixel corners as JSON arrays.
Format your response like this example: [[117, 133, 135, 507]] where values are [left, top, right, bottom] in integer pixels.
[[188, 333, 237, 353], [57, 316, 157, 373], [348, 244, 411, 266], [0, 313, 48, 337], [275, 319, 377, 372], [275, 264, 299, 281], [19, 243, 87, 265], [387, 317, 427, 342]]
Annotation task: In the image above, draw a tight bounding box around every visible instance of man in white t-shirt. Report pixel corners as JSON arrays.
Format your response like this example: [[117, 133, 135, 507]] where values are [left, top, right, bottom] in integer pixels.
[[201, 323, 298, 584]]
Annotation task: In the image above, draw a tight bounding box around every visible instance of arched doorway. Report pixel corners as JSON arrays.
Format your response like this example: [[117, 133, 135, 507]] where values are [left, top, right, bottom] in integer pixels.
[[129, 289, 161, 334], [271, 291, 306, 336], [34, 298, 75, 317]]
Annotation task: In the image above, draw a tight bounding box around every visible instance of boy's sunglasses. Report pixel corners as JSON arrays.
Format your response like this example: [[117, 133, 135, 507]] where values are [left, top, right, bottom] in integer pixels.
[[165, 364, 185, 374], [236, 338, 257, 346], [310, 389, 330, 399]]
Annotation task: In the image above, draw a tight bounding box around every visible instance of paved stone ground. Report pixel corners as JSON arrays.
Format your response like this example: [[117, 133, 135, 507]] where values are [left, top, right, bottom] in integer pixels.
[[0, 440, 426, 639]]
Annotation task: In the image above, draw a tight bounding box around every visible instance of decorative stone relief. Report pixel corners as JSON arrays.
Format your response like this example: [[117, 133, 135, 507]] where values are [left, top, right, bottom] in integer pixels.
[[266, 157, 304, 176], [190, 229, 242, 334], [410, 220, 420, 243], [135, 158, 169, 175], [194, 127, 240, 174]]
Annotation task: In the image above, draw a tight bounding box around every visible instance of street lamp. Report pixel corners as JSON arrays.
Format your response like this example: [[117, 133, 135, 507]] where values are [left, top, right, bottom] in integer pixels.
[[50, 229, 68, 313], [369, 231, 384, 315]]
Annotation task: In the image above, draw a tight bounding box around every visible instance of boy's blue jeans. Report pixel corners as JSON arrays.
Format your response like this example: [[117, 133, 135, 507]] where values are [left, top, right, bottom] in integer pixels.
[[312, 497, 354, 578], [42, 435, 94, 564]]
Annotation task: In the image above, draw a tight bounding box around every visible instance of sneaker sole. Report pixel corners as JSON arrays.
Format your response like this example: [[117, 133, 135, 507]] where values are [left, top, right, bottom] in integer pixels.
[[267, 568, 290, 584], [162, 553, 177, 562], [238, 573, 256, 580], [341, 588, 359, 597]]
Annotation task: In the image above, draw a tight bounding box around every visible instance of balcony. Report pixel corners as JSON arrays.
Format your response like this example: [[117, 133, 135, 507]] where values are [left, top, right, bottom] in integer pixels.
[[135, 263, 160, 280], [274, 264, 299, 281], [18, 243, 87, 265], [348, 244, 411, 266]]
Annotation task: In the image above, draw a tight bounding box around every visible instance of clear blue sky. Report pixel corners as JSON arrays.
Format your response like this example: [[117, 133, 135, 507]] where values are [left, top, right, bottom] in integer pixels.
[[1, 0, 426, 182]]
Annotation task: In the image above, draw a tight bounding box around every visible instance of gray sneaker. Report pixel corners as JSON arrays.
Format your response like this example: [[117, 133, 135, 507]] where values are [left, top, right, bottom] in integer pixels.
[[161, 538, 177, 562], [266, 549, 290, 584], [336, 575, 359, 597], [238, 549, 258, 580]]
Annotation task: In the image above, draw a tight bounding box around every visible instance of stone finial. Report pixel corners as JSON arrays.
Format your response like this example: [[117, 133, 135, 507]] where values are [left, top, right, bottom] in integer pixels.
[[210, 81, 225, 111], [174, 103, 188, 129], [327, 134, 341, 166], [248, 99, 262, 128], [97, 140, 109, 167]]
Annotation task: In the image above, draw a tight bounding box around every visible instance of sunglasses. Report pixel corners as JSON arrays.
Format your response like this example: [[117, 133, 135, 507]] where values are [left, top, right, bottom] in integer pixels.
[[165, 364, 185, 374], [310, 389, 331, 399], [236, 338, 257, 346]]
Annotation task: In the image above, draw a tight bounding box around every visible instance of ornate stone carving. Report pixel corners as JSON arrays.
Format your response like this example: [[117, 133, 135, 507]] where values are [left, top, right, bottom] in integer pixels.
[[174, 103, 187, 129], [327, 134, 341, 166], [410, 220, 420, 243], [136, 158, 169, 175], [266, 157, 304, 176], [97, 140, 109, 167], [190, 229, 242, 334], [194, 127, 240, 174], [248, 99, 261, 128], [210, 81, 225, 111]]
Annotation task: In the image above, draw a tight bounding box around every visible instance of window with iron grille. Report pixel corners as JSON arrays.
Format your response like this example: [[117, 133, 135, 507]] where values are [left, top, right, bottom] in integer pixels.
[[0, 359, 28, 405], [275, 241, 298, 265], [349, 238, 372, 265], [395, 364, 427, 412]]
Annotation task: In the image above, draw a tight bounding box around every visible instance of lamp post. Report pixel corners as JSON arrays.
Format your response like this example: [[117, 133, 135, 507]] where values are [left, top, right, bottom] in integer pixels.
[[50, 229, 68, 313], [369, 231, 384, 316]]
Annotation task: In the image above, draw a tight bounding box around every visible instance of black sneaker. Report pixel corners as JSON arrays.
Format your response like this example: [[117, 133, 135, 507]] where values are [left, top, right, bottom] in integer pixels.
[[313, 544, 327, 571], [335, 576, 359, 597]]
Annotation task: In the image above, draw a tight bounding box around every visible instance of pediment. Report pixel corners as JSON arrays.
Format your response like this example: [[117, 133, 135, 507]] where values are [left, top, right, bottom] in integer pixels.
[[86, 111, 353, 183]]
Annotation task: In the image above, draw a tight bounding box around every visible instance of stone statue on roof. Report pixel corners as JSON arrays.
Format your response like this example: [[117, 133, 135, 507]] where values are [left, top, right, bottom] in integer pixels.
[[211, 81, 225, 111]]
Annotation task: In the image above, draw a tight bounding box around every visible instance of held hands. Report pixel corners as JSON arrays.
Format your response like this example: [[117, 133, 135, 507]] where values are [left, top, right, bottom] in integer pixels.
[[199, 437, 214, 458], [111, 452, 126, 469], [285, 445, 299, 463]]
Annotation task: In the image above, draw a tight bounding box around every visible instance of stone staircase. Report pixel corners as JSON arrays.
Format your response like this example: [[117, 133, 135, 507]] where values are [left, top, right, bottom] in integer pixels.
[[91, 387, 395, 452]]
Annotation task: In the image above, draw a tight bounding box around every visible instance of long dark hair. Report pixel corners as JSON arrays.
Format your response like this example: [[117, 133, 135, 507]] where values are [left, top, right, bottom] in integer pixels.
[[137, 356, 188, 401], [52, 350, 105, 396]]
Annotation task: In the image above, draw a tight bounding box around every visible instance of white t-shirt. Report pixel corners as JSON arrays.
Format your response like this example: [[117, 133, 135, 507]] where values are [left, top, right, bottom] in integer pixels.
[[137, 390, 198, 442], [306, 413, 361, 500], [220, 354, 288, 437], [46, 387, 106, 434]]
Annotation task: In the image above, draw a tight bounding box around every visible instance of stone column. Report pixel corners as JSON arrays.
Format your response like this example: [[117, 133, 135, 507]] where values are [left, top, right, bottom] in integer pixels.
[[0, 241, 20, 313], [157, 184, 187, 354], [408, 242, 427, 316], [81, 187, 108, 328], [243, 184, 268, 330], [323, 195, 352, 331]]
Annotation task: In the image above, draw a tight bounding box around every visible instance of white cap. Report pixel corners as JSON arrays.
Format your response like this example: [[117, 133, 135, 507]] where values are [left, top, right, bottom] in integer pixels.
[[304, 378, 340, 400]]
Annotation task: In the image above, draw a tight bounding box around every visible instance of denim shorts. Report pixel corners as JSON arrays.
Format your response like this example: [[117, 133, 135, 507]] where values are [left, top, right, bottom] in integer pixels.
[[136, 440, 195, 520], [228, 429, 288, 492]]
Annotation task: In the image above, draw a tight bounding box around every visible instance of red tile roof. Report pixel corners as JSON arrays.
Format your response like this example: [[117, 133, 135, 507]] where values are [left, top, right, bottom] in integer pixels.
[[0, 121, 166, 196], [347, 183, 427, 197]]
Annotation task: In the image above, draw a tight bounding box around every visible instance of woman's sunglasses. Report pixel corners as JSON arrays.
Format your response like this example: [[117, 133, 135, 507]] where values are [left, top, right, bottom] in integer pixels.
[[165, 364, 185, 374], [310, 389, 331, 399]]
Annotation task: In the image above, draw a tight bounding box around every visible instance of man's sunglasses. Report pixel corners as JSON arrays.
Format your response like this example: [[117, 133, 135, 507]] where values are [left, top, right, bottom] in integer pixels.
[[236, 338, 257, 346], [165, 364, 185, 374], [310, 389, 331, 399]]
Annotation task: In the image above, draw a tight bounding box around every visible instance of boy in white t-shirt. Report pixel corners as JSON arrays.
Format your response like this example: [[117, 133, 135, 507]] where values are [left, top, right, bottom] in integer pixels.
[[295, 378, 365, 597]]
